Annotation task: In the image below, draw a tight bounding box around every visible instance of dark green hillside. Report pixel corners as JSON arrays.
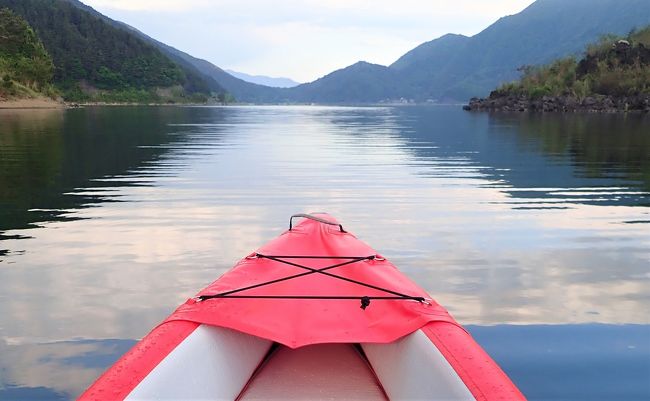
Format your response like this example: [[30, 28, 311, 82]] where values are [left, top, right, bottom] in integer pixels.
[[61, 0, 227, 97], [0, 8, 55, 99], [0, 0, 221, 102]]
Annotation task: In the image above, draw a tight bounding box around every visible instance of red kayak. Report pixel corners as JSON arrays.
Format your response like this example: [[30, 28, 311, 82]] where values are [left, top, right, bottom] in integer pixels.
[[79, 214, 526, 400]]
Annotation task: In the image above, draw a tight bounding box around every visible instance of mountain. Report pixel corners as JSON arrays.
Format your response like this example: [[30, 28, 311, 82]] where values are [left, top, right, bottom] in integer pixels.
[[60, 0, 272, 102], [59, 0, 228, 97], [141, 44, 281, 103], [391, 34, 470, 72], [0, 0, 224, 102], [389, 33, 471, 101], [226, 70, 300, 88], [283, 62, 406, 103], [418, 0, 650, 100], [5, 0, 647, 104], [297, 0, 650, 103]]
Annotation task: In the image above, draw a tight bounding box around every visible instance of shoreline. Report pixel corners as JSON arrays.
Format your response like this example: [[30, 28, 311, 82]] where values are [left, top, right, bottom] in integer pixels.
[[0, 97, 65, 109], [0, 99, 467, 109], [0, 98, 217, 109], [464, 93, 650, 113]]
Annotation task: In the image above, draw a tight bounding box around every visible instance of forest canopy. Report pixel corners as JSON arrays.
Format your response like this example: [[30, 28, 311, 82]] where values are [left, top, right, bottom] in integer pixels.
[[0, 8, 55, 98]]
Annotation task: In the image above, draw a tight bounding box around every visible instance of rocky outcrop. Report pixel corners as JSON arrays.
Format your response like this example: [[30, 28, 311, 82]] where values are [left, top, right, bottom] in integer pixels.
[[464, 93, 650, 113]]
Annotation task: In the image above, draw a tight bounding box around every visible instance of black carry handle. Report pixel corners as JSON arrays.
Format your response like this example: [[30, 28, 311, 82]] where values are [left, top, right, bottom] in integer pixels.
[[289, 213, 346, 232]]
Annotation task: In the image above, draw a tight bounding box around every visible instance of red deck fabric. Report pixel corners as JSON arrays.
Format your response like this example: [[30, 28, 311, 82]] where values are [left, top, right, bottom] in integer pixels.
[[165, 214, 459, 348]]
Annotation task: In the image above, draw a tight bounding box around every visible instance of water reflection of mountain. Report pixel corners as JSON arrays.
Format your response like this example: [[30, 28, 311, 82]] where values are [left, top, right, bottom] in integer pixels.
[[395, 107, 650, 208], [0, 107, 227, 249]]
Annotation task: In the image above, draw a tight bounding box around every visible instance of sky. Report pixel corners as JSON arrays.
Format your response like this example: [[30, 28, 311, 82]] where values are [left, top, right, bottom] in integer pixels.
[[82, 0, 536, 83]]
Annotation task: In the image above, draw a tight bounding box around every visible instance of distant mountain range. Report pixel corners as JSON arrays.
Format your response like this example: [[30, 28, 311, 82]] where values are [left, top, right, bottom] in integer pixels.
[[185, 0, 650, 103], [226, 70, 300, 88], [280, 0, 650, 103], [1, 0, 649, 104]]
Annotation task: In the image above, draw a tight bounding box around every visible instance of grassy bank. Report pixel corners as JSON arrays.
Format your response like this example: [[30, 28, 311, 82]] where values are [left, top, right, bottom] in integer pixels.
[[495, 26, 649, 100]]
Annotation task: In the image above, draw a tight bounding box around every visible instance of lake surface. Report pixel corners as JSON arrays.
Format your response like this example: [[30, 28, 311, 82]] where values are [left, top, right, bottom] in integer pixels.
[[0, 105, 648, 400]]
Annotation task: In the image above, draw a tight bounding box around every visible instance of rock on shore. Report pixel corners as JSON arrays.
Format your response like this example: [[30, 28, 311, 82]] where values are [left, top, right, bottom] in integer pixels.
[[464, 92, 650, 113]]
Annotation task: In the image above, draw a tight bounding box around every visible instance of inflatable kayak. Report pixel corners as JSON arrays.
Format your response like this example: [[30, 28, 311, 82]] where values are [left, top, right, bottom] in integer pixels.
[[79, 214, 526, 401]]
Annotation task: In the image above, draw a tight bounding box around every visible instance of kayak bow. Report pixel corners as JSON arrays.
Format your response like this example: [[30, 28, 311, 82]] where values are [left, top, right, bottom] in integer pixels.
[[79, 213, 526, 401]]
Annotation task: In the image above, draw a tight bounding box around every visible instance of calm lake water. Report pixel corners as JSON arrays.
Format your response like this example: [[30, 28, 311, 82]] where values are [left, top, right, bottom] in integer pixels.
[[0, 105, 648, 400]]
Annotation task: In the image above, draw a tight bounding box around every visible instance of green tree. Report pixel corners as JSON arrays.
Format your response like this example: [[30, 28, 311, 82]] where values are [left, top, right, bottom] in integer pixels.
[[0, 7, 54, 95]]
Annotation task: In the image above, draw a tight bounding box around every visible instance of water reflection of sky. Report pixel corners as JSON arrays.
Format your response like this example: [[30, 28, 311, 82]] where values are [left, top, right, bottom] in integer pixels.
[[0, 106, 648, 400]]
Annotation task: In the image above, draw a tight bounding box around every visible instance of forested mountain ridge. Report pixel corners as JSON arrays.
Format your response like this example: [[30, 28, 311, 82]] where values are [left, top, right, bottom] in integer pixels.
[[60, 0, 650, 104], [0, 0, 224, 102], [57, 0, 262, 103], [0, 8, 55, 100], [3, 0, 647, 104], [60, 0, 228, 99], [283, 0, 650, 103]]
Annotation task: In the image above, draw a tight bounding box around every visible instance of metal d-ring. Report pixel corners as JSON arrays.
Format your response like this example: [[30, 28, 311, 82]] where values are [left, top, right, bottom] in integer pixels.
[[289, 213, 346, 232]]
